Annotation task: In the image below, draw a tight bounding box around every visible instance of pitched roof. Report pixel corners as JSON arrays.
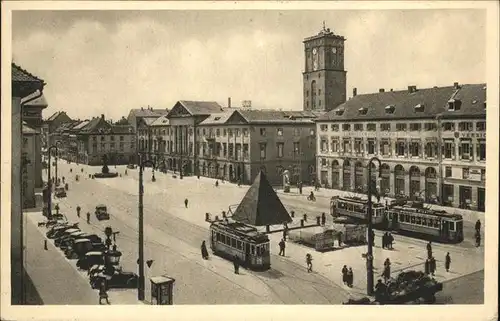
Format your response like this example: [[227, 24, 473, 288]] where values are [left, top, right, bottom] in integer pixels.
[[236, 109, 317, 124], [139, 117, 158, 126], [178, 101, 224, 115], [150, 115, 170, 127], [198, 110, 235, 125], [21, 92, 48, 107], [22, 122, 39, 135], [438, 84, 487, 118], [129, 108, 169, 118], [12, 63, 45, 84], [46, 111, 70, 122], [318, 83, 486, 122], [72, 120, 90, 130], [231, 171, 292, 226]]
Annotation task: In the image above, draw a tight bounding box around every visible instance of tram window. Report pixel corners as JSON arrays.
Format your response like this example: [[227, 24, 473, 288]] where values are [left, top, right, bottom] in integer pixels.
[[220, 234, 225, 244], [237, 241, 242, 250], [256, 246, 261, 256], [410, 216, 416, 224], [416, 217, 421, 225], [449, 222, 455, 231], [434, 220, 439, 228], [405, 214, 410, 222], [231, 238, 236, 248], [428, 219, 433, 227], [422, 218, 427, 226], [251, 245, 255, 255], [399, 214, 404, 221], [216, 233, 220, 241]]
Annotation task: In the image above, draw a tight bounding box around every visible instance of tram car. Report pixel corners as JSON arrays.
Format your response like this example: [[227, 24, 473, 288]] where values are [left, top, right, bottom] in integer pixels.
[[209, 220, 271, 271], [385, 203, 464, 243], [330, 196, 387, 226]]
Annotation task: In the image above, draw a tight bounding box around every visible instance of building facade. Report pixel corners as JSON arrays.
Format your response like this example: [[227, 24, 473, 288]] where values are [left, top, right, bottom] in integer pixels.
[[316, 83, 486, 211], [149, 115, 173, 170], [303, 25, 347, 112], [22, 123, 39, 208], [197, 109, 318, 185], [44, 111, 72, 148]]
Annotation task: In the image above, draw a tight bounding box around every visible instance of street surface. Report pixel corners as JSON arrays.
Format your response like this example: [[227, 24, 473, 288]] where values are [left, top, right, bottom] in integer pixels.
[[38, 160, 484, 304]]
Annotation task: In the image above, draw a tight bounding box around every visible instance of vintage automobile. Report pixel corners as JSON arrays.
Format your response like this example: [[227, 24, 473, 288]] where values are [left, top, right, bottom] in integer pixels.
[[65, 238, 94, 260], [55, 186, 67, 198], [76, 251, 105, 271], [45, 214, 68, 228], [126, 164, 136, 169], [90, 271, 139, 289], [46, 223, 78, 239], [95, 204, 110, 221], [54, 229, 81, 247], [60, 233, 89, 251], [80, 233, 103, 244]]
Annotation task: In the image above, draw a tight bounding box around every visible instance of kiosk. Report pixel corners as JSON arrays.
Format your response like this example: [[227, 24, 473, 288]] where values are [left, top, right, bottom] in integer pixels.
[[150, 275, 175, 305]]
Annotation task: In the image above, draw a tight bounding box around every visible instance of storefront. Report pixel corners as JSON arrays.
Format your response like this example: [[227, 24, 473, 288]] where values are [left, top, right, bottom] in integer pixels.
[[354, 161, 364, 192], [477, 187, 485, 212], [409, 166, 421, 199], [424, 167, 438, 203], [331, 160, 340, 189], [394, 165, 405, 197], [380, 164, 390, 196], [442, 184, 454, 207], [459, 185, 472, 209], [343, 160, 351, 191]]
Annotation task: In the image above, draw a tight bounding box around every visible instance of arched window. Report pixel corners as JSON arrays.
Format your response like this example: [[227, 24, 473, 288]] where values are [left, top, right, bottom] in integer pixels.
[[311, 81, 317, 110]]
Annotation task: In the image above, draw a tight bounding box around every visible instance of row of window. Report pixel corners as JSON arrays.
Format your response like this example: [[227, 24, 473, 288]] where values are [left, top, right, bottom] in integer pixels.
[[144, 126, 316, 139], [92, 135, 130, 141], [91, 142, 134, 151], [214, 232, 269, 256], [319, 121, 486, 133], [320, 138, 486, 161]]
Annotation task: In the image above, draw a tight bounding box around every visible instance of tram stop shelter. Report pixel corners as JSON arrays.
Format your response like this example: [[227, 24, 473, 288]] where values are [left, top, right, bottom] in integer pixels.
[[231, 171, 292, 226]]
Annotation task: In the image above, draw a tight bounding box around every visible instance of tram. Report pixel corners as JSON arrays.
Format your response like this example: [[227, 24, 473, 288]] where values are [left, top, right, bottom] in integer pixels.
[[330, 196, 387, 226], [329, 196, 464, 243], [386, 203, 464, 243], [209, 220, 271, 270]]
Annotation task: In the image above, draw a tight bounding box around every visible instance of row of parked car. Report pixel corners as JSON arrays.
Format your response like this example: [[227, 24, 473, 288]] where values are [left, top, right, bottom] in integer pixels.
[[44, 215, 138, 290]]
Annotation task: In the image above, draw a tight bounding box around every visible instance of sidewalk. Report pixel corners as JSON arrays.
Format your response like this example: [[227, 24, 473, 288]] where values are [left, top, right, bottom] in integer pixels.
[[25, 209, 144, 305]]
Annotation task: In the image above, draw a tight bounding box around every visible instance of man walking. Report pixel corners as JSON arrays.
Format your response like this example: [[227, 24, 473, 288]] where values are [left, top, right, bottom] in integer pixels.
[[86, 212, 91, 224], [184, 198, 189, 208], [98, 279, 110, 305], [233, 255, 240, 274], [475, 219, 481, 233], [76, 205, 81, 218], [321, 212, 326, 226], [426, 241, 432, 259], [278, 239, 286, 256], [306, 253, 313, 273]]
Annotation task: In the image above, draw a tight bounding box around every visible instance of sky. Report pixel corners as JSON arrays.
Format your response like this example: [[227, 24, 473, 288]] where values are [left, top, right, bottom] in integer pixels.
[[12, 9, 486, 121]]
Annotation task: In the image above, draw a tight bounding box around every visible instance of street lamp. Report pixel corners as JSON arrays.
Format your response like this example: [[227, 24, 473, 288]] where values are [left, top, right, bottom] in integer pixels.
[[366, 156, 382, 296], [138, 153, 155, 301], [54, 141, 62, 185], [47, 145, 59, 219]]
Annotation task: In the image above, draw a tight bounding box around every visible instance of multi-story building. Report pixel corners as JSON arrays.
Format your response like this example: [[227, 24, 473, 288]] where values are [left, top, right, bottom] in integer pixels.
[[44, 111, 72, 148], [196, 108, 319, 185], [127, 106, 169, 160], [22, 122, 39, 208], [149, 115, 173, 169], [67, 114, 136, 166], [11, 63, 46, 304], [315, 83, 486, 211], [166, 100, 225, 176]]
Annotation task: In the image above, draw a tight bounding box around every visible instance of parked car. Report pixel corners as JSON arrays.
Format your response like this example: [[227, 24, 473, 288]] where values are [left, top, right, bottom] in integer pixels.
[[54, 229, 81, 247], [46, 223, 78, 239], [60, 233, 88, 251], [55, 187, 66, 198], [80, 233, 103, 244], [126, 164, 136, 169], [76, 251, 105, 271], [95, 204, 110, 221], [90, 271, 139, 289], [65, 238, 93, 260]]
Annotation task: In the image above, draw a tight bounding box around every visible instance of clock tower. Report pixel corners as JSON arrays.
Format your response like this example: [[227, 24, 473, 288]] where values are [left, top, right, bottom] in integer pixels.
[[303, 23, 347, 112]]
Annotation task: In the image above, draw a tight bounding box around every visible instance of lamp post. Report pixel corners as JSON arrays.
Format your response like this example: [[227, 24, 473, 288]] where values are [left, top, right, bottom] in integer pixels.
[[54, 141, 62, 185], [47, 145, 59, 219], [138, 153, 155, 301], [366, 156, 382, 296]]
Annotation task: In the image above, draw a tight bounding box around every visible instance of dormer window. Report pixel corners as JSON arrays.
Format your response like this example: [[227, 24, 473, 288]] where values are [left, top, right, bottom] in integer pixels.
[[358, 107, 368, 115], [448, 99, 461, 111], [385, 105, 395, 114], [335, 108, 345, 116], [414, 103, 425, 112]]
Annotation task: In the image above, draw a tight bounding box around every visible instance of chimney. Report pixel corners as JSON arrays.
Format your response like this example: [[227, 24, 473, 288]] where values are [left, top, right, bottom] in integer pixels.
[[101, 114, 105, 120], [353, 88, 357, 97], [454, 82, 460, 89], [228, 97, 231, 108], [379, 88, 385, 93]]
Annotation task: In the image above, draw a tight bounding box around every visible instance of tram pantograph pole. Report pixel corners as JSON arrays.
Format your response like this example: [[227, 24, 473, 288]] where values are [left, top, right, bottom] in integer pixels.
[[366, 156, 382, 296]]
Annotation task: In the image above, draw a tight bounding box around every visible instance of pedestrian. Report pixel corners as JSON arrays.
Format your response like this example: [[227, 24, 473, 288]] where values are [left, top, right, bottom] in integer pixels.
[[62, 176, 65, 184], [279, 239, 286, 256], [282, 225, 288, 242], [382, 258, 391, 282], [475, 219, 481, 233], [184, 198, 189, 208], [321, 212, 326, 226], [306, 253, 313, 272], [81, 168, 84, 173], [125, 169, 128, 175], [201, 241, 209, 260], [197, 174, 200, 179], [388, 233, 394, 250], [429, 256, 436, 276], [475, 231, 481, 247], [215, 180, 219, 187], [338, 232, 342, 247], [347, 267, 354, 287], [382, 233, 387, 249], [424, 258, 430, 275], [86, 212, 91, 224], [298, 181, 303, 195], [70, 168, 73, 173], [426, 241, 432, 259], [76, 206, 81, 218], [445, 252, 451, 272], [341, 265, 348, 284], [233, 255, 240, 274], [375, 279, 388, 303], [98, 279, 110, 305]]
